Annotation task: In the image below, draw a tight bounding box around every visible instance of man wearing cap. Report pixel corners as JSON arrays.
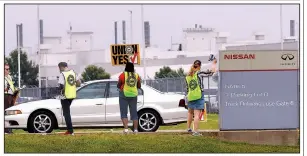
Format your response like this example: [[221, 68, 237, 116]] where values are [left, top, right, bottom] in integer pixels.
[[57, 62, 81, 135]]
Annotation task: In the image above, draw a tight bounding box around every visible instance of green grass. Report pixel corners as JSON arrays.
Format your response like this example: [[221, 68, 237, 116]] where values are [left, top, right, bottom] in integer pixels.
[[5, 133, 299, 153], [12, 114, 219, 134], [159, 114, 219, 130]]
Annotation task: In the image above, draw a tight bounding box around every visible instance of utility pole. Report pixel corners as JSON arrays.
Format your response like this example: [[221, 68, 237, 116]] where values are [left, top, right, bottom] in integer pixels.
[[129, 10, 133, 43], [16, 24, 21, 88], [141, 5, 146, 83], [37, 5, 41, 89]]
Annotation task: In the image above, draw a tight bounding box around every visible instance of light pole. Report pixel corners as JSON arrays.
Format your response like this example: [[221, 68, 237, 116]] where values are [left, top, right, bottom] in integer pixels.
[[16, 24, 21, 88], [128, 10, 133, 44], [141, 5, 146, 83]]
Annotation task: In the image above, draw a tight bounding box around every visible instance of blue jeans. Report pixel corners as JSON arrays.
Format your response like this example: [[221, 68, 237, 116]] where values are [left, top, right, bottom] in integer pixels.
[[187, 92, 205, 110], [119, 91, 138, 120]]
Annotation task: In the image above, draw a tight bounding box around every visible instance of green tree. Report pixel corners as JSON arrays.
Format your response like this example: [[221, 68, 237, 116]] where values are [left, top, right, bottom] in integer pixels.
[[5, 49, 39, 86], [154, 66, 186, 79], [81, 65, 110, 82]]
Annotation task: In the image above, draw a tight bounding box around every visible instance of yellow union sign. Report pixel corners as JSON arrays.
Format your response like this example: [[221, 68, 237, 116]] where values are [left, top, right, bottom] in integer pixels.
[[110, 44, 141, 66]]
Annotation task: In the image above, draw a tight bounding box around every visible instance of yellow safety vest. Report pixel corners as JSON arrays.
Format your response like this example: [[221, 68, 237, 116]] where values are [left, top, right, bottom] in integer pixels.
[[186, 71, 202, 102], [123, 72, 139, 97], [5, 75, 15, 94], [62, 70, 77, 99]]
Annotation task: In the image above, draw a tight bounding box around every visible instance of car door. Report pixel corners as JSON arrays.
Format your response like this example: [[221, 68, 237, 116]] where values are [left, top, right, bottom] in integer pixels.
[[105, 81, 144, 124], [62, 82, 107, 126]]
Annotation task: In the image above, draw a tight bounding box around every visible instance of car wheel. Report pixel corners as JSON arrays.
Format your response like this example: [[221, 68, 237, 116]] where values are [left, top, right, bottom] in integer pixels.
[[138, 110, 161, 132], [28, 111, 55, 133]]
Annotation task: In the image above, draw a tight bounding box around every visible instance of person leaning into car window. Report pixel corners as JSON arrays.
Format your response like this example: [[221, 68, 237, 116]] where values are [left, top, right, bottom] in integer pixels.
[[185, 60, 211, 136], [117, 62, 141, 134]]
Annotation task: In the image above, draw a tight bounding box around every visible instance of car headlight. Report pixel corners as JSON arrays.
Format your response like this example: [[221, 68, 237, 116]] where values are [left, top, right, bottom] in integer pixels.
[[5, 110, 22, 115]]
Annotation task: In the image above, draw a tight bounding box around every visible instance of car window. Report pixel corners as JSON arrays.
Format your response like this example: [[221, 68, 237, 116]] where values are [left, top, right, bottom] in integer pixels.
[[76, 82, 107, 99], [109, 82, 143, 98]]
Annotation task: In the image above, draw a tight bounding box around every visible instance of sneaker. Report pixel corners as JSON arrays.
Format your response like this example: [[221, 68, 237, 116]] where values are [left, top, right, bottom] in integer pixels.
[[133, 130, 138, 134], [123, 129, 129, 134], [187, 128, 192, 133], [64, 131, 74, 135], [192, 132, 202, 136]]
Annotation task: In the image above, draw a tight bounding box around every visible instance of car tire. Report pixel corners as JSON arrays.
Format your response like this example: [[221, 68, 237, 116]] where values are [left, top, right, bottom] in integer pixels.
[[28, 111, 56, 133], [138, 110, 161, 132]]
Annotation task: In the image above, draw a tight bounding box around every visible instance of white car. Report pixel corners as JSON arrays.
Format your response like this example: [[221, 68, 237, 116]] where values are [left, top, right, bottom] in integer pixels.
[[5, 79, 187, 133]]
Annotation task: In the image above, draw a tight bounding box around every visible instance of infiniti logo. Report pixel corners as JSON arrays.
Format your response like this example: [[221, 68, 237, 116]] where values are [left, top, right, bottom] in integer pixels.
[[281, 54, 295, 61]]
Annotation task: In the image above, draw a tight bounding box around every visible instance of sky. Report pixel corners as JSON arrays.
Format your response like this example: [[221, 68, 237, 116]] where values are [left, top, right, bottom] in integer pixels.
[[4, 4, 299, 55]]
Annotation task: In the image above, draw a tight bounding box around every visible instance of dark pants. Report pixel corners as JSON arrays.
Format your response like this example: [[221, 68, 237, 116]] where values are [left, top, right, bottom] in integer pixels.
[[4, 94, 14, 133], [61, 99, 73, 133]]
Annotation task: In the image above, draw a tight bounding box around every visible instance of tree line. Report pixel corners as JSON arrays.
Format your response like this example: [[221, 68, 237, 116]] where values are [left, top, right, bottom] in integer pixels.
[[5, 49, 187, 87]]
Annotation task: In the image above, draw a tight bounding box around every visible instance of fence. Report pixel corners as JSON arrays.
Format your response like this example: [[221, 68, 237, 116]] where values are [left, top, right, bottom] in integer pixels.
[[18, 76, 219, 106]]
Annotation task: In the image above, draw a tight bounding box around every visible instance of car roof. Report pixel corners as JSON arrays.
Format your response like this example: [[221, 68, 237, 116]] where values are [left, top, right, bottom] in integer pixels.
[[80, 79, 164, 94], [83, 79, 118, 84]]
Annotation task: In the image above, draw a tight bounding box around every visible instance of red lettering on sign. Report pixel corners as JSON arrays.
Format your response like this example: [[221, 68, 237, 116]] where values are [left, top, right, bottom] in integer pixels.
[[224, 54, 256, 60]]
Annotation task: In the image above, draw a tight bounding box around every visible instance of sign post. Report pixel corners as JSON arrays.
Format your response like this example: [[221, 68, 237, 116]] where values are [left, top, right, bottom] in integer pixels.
[[218, 50, 299, 130]]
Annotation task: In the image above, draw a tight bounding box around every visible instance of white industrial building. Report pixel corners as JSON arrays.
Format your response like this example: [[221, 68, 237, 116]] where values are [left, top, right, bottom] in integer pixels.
[[22, 24, 298, 87]]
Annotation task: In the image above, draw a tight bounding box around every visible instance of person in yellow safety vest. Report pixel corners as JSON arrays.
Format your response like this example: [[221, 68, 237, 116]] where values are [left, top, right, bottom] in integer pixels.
[[57, 62, 81, 135], [4, 63, 16, 134], [117, 62, 141, 134], [185, 60, 212, 136]]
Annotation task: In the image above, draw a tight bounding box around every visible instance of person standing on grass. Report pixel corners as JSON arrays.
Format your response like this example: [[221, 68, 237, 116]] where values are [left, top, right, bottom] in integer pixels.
[[185, 60, 211, 136], [4, 63, 16, 134], [58, 62, 81, 135], [117, 62, 141, 134]]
